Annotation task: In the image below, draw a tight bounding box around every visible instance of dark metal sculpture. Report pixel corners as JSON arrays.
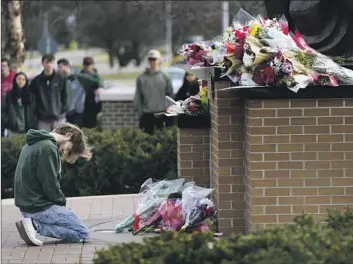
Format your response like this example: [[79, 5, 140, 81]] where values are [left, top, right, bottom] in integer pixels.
[[264, 0, 353, 56]]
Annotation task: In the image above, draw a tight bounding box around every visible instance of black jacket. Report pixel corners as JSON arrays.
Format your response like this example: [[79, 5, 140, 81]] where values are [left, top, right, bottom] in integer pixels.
[[2, 72, 37, 132], [30, 71, 69, 121], [174, 79, 200, 101]]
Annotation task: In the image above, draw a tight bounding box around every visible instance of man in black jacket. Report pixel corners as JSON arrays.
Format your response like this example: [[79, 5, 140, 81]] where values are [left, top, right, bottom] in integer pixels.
[[30, 54, 70, 131]]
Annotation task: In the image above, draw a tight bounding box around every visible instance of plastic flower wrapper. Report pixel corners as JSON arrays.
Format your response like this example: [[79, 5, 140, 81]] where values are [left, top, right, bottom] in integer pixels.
[[181, 185, 215, 231], [242, 36, 274, 67], [114, 215, 135, 233], [292, 32, 353, 84], [240, 67, 258, 86], [157, 198, 184, 231], [232, 8, 256, 27], [114, 178, 154, 233], [280, 74, 313, 93], [133, 178, 187, 232]]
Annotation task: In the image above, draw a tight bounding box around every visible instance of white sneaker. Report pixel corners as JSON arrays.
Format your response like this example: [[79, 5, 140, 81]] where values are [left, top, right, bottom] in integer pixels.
[[15, 218, 43, 246]]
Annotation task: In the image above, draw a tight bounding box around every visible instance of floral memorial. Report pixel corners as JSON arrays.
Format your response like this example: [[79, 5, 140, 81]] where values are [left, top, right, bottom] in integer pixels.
[[180, 9, 353, 93]]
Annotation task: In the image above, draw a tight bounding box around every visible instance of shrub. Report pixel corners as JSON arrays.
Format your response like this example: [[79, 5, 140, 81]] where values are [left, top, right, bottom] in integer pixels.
[[93, 208, 353, 264], [1, 127, 177, 198]]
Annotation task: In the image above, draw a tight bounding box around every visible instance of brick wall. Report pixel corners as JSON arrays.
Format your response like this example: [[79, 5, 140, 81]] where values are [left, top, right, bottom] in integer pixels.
[[209, 81, 246, 234], [177, 128, 210, 187], [101, 101, 139, 130], [245, 99, 353, 232]]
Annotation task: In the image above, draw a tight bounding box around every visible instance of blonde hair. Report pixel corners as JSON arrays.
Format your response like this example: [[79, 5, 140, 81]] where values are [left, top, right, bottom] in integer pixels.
[[53, 123, 92, 161]]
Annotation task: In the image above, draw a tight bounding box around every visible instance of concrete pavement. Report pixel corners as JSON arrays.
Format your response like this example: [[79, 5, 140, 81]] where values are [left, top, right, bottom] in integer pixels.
[[1, 194, 153, 264]]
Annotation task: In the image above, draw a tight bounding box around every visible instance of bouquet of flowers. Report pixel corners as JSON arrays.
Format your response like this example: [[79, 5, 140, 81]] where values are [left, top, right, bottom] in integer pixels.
[[185, 84, 209, 116], [179, 8, 353, 92], [180, 42, 214, 67], [181, 185, 216, 232], [163, 82, 209, 117], [131, 178, 188, 233]]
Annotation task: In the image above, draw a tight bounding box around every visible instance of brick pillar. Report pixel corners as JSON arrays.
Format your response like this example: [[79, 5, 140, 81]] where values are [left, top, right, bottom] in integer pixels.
[[209, 81, 246, 234], [177, 128, 210, 186], [245, 98, 353, 232]]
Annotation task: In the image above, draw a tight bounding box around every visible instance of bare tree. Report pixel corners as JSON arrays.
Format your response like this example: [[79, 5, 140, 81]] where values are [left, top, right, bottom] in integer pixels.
[[2, 0, 25, 68]]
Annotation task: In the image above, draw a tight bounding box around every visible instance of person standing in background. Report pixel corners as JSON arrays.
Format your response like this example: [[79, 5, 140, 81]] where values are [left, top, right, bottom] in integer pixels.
[[134, 49, 173, 134], [174, 72, 200, 101], [30, 54, 70, 131], [57, 58, 85, 127], [80, 57, 104, 128], [1, 58, 16, 99], [1, 58, 16, 136], [2, 72, 37, 137]]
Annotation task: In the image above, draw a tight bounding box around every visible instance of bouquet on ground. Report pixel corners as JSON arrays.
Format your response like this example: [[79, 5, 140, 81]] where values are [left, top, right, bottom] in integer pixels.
[[114, 179, 218, 235], [115, 178, 188, 234], [181, 185, 216, 232], [132, 178, 187, 234]]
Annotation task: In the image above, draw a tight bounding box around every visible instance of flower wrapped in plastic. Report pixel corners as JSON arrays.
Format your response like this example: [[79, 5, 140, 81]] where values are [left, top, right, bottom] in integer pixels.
[[114, 178, 155, 233], [292, 32, 353, 84], [157, 198, 184, 231], [181, 186, 216, 232], [180, 42, 214, 67], [132, 178, 188, 233], [242, 36, 274, 67]]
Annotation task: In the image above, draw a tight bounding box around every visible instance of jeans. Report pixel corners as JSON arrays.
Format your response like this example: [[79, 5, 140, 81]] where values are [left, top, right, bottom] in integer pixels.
[[21, 205, 90, 242]]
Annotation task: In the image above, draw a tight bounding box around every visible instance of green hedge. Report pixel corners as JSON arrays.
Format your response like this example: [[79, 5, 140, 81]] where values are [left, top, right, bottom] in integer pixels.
[[94, 208, 353, 264], [1, 127, 177, 198]]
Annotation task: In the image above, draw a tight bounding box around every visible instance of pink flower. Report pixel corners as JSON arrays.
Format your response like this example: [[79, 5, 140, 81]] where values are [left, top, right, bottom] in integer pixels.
[[313, 74, 338, 86], [281, 61, 293, 74]]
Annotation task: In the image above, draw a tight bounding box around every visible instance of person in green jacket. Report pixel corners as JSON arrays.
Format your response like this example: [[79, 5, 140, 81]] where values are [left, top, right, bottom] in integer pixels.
[[14, 124, 92, 246], [79, 57, 104, 128], [2, 72, 37, 137]]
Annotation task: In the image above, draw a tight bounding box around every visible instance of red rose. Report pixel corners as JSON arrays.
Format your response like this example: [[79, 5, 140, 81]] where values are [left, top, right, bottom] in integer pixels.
[[263, 66, 276, 85], [226, 43, 236, 54]]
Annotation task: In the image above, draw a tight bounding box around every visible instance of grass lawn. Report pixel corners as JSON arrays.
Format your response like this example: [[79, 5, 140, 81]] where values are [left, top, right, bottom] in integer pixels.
[[101, 71, 140, 80]]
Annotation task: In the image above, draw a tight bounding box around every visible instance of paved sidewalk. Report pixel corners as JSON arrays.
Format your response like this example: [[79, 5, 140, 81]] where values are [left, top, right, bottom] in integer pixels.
[[1, 194, 148, 264]]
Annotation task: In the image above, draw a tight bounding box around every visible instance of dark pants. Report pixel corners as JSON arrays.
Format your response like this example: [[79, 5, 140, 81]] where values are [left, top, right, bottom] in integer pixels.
[[139, 113, 169, 135], [67, 113, 83, 128]]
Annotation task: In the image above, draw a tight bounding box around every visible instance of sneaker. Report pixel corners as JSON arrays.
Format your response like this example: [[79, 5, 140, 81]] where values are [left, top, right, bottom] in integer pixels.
[[15, 218, 43, 246]]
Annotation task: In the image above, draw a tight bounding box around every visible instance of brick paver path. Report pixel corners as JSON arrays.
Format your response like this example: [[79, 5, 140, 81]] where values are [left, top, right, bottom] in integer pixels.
[[1, 194, 140, 264]]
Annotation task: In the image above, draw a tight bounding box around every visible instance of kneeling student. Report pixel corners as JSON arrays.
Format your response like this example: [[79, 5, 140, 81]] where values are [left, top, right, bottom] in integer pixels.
[[14, 123, 92, 246]]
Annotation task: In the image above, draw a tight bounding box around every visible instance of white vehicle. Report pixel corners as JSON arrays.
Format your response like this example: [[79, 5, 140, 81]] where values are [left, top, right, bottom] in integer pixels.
[[162, 67, 186, 94]]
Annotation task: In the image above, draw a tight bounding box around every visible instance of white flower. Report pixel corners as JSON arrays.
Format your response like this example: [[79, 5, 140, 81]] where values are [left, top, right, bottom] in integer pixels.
[[243, 52, 255, 67]]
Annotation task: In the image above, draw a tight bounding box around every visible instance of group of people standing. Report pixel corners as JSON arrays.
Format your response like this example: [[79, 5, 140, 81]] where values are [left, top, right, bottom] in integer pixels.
[[1, 55, 103, 137]]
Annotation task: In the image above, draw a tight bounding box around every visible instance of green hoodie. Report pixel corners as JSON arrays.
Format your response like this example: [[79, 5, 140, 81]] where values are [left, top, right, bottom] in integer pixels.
[[134, 69, 173, 115], [14, 129, 66, 213]]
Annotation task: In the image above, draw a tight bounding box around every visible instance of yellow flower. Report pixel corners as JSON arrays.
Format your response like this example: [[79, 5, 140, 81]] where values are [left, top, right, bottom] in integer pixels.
[[200, 86, 207, 97], [250, 26, 260, 36], [250, 24, 261, 37]]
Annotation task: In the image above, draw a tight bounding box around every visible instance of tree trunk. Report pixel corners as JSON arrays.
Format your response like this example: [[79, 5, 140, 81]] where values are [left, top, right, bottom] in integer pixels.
[[2, 0, 25, 69]]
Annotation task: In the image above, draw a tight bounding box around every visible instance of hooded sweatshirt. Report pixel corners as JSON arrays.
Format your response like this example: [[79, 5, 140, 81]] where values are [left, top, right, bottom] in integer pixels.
[[2, 72, 37, 133], [29, 70, 69, 121], [134, 68, 173, 115], [14, 129, 66, 213]]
